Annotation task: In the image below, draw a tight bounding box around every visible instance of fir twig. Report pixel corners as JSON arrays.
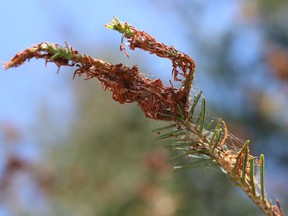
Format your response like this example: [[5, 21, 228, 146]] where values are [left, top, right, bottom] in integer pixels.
[[3, 17, 284, 216]]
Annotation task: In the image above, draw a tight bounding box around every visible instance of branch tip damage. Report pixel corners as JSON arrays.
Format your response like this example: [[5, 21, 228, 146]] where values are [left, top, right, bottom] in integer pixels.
[[3, 17, 284, 216]]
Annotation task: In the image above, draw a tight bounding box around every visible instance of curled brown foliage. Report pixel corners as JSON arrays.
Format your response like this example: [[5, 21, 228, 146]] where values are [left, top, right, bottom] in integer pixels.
[[4, 24, 196, 121]]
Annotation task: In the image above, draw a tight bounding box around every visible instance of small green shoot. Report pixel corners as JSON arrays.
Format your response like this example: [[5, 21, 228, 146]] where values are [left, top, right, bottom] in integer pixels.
[[260, 154, 265, 202], [177, 104, 187, 120], [189, 90, 202, 119], [241, 153, 248, 184], [196, 98, 206, 133], [233, 140, 250, 174], [250, 157, 256, 197]]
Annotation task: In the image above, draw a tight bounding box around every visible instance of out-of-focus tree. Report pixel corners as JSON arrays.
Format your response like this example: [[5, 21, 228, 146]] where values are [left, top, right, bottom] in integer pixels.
[[0, 122, 52, 216]]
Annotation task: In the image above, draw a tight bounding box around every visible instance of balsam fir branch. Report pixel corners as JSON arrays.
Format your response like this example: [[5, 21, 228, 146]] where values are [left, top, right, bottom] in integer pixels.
[[3, 17, 284, 216]]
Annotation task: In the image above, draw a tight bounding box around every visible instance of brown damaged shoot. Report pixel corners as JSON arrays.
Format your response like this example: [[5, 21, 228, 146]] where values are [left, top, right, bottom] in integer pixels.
[[4, 38, 193, 121], [4, 18, 196, 121]]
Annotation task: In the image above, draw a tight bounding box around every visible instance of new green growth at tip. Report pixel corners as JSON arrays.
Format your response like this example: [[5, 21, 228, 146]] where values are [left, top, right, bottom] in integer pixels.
[[38, 42, 82, 61], [105, 16, 135, 37]]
